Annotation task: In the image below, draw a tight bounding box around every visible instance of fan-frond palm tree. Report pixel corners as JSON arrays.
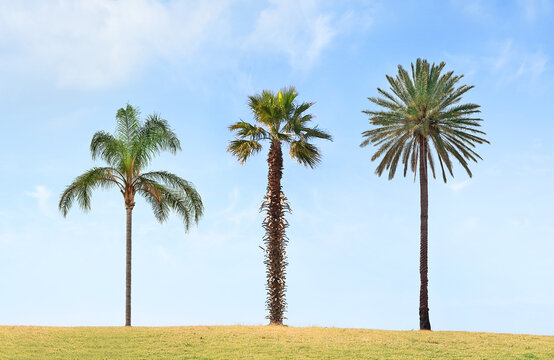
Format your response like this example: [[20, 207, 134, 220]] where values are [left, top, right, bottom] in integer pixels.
[[228, 87, 332, 325], [59, 104, 204, 326], [361, 59, 489, 330]]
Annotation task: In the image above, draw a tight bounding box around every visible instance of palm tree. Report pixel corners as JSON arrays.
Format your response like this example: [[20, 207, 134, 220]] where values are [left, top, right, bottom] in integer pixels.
[[59, 104, 204, 326], [228, 87, 332, 325], [361, 59, 489, 330]]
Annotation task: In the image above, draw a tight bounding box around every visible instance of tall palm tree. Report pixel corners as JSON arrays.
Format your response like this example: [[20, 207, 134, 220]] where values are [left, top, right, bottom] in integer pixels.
[[228, 87, 332, 325], [361, 59, 489, 330], [59, 104, 204, 326]]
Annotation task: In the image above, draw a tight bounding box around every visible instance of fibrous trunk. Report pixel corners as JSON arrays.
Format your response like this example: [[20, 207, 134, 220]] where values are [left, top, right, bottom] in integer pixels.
[[261, 140, 290, 325], [419, 137, 431, 330], [125, 205, 133, 327]]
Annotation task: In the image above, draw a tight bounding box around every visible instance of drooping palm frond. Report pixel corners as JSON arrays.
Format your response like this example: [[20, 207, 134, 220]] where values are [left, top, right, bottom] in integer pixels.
[[137, 171, 203, 226], [361, 58, 489, 182], [289, 140, 321, 168], [228, 138, 263, 164], [90, 131, 127, 168], [136, 173, 203, 230], [59, 167, 122, 216]]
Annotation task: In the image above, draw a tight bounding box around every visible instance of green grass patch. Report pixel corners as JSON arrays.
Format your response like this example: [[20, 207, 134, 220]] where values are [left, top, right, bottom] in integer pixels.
[[1, 325, 552, 359]]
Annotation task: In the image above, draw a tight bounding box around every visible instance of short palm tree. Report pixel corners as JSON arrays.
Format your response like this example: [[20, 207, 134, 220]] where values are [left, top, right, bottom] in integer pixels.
[[59, 104, 204, 326], [361, 59, 489, 330], [228, 87, 332, 325]]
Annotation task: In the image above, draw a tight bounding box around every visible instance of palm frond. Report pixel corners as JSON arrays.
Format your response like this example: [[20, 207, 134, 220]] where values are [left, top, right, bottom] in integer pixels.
[[362, 58, 489, 182], [227, 139, 263, 164], [58, 167, 121, 216], [116, 104, 141, 145], [136, 175, 203, 230], [90, 131, 126, 167], [132, 114, 181, 169], [229, 121, 269, 141], [289, 140, 322, 168]]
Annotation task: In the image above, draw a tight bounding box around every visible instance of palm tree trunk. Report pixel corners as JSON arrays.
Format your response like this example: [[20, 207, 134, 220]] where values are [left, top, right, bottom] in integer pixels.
[[419, 137, 431, 330], [125, 205, 133, 327], [264, 139, 287, 325]]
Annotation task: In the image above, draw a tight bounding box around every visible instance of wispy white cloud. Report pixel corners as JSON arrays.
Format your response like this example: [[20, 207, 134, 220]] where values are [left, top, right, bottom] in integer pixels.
[[244, 0, 372, 71], [25, 185, 53, 216], [449, 0, 499, 24], [517, 0, 552, 21], [449, 180, 471, 192], [0, 0, 371, 89], [489, 40, 548, 83], [451, 0, 488, 18], [446, 39, 548, 85], [0, 0, 231, 89], [244, 0, 336, 70], [452, 0, 552, 22]]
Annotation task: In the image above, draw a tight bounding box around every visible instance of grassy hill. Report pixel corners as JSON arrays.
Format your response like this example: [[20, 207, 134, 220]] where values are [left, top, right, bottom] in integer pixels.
[[1, 325, 552, 359]]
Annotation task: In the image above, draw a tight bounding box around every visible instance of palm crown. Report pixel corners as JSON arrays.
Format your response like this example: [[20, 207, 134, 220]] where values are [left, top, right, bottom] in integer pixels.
[[228, 87, 332, 166], [59, 104, 203, 228], [361, 58, 489, 181]]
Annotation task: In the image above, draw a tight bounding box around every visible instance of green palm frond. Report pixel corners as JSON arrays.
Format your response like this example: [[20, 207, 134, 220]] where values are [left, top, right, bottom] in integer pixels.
[[298, 126, 332, 141], [90, 131, 126, 168], [230, 87, 332, 167], [136, 173, 203, 230], [132, 114, 181, 169], [59, 167, 122, 216], [116, 103, 141, 145], [227, 138, 263, 163], [289, 140, 322, 169], [361, 58, 489, 182], [248, 90, 282, 131], [229, 121, 269, 141]]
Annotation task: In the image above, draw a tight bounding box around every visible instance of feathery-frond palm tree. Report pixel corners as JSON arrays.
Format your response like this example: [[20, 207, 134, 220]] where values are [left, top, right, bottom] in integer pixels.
[[361, 59, 489, 330], [228, 87, 332, 325], [59, 104, 204, 326]]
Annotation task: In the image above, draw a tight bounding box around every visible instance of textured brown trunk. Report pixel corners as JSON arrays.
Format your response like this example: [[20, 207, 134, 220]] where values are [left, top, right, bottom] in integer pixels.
[[262, 139, 289, 325], [419, 137, 431, 330], [125, 205, 133, 327]]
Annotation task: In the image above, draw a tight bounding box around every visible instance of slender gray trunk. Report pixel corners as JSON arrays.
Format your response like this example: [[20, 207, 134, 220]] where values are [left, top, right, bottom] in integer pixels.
[[125, 206, 133, 327]]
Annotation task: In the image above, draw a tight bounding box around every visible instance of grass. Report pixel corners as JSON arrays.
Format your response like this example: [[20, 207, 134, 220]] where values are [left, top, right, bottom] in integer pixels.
[[0, 325, 553, 359]]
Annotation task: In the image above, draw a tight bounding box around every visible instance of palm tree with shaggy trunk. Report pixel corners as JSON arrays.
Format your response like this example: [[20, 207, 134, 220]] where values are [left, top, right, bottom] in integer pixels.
[[59, 104, 204, 326], [361, 59, 489, 330], [228, 87, 332, 325]]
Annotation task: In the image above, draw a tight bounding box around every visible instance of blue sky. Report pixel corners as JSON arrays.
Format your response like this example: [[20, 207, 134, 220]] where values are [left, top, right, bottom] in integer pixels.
[[0, 0, 553, 335]]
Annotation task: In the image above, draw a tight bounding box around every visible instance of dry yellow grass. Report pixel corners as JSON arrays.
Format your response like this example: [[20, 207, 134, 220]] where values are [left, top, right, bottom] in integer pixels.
[[0, 325, 553, 359]]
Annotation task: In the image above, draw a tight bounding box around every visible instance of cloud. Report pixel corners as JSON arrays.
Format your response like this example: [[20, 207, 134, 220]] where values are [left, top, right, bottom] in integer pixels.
[[490, 40, 548, 83], [244, 0, 345, 70], [517, 0, 552, 21], [452, 0, 552, 23], [449, 0, 499, 24], [449, 180, 471, 192], [446, 39, 548, 85], [451, 0, 488, 18], [25, 185, 53, 216], [0, 0, 231, 89], [0, 1, 369, 89]]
